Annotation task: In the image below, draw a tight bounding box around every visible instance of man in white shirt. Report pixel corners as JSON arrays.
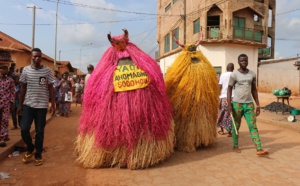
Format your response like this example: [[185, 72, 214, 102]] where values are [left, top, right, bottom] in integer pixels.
[[217, 63, 234, 137], [84, 64, 94, 91]]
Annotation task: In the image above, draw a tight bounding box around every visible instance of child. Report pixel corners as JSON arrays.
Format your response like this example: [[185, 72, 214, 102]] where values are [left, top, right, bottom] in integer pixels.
[[0, 63, 15, 147]]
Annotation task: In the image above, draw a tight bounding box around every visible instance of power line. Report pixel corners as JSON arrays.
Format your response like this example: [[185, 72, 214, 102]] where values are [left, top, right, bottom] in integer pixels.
[[276, 8, 300, 16], [276, 38, 300, 41], [41, 0, 182, 16], [0, 17, 156, 26]]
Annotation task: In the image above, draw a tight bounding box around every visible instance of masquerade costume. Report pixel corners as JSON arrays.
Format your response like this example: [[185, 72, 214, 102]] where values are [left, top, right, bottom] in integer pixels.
[[75, 29, 174, 169], [165, 38, 219, 152]]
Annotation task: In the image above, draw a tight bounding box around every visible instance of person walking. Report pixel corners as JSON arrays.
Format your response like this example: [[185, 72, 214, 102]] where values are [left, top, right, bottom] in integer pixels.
[[74, 79, 83, 106], [11, 73, 22, 129], [217, 63, 234, 137], [0, 62, 15, 147], [84, 64, 94, 91], [57, 71, 72, 117], [17, 48, 56, 166], [227, 54, 268, 155]]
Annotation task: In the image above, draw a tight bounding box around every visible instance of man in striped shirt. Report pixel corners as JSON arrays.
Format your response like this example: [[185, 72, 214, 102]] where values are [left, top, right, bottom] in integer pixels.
[[17, 48, 55, 166]]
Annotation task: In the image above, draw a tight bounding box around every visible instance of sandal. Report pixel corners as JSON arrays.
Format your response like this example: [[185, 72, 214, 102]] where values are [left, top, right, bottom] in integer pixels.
[[218, 130, 225, 135], [22, 151, 36, 163], [35, 158, 43, 166], [256, 150, 269, 156]]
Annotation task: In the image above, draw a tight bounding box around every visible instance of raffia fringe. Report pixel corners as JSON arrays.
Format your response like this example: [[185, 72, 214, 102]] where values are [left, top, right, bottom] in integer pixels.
[[165, 47, 219, 152], [74, 121, 174, 169]]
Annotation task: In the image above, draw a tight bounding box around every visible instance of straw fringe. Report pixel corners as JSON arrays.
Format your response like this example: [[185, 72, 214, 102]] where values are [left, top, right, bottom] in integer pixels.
[[166, 46, 219, 152], [75, 121, 174, 169]]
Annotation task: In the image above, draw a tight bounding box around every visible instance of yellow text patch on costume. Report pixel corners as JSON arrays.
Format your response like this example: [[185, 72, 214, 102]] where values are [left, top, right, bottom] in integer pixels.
[[113, 64, 150, 92]]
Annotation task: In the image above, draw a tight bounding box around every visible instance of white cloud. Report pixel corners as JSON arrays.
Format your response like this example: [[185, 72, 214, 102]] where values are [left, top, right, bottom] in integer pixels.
[[274, 52, 284, 60], [70, 0, 116, 21]]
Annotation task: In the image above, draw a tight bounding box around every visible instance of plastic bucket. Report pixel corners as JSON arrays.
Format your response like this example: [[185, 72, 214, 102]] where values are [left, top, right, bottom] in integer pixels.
[[290, 109, 300, 115]]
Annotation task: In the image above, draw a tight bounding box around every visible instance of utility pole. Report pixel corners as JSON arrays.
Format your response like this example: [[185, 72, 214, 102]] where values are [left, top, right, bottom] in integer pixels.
[[27, 6, 42, 49], [54, 0, 59, 71]]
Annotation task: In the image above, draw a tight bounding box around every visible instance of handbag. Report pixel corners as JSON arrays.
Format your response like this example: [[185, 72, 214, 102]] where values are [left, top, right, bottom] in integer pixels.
[[64, 91, 73, 102]]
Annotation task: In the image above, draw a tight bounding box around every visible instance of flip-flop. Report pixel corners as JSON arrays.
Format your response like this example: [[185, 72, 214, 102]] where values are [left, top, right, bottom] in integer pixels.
[[256, 150, 269, 155], [218, 131, 225, 135]]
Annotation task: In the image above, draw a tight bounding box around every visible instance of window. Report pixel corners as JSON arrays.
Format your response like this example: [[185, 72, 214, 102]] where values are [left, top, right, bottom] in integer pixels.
[[173, 0, 178, 4], [234, 17, 245, 38], [234, 17, 245, 28], [172, 27, 179, 50], [193, 19, 200, 34], [165, 3, 171, 12], [164, 34, 170, 53], [214, 66, 222, 79]]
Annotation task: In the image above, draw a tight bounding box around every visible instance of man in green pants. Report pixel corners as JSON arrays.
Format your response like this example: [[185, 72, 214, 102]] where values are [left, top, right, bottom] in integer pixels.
[[227, 54, 268, 155]]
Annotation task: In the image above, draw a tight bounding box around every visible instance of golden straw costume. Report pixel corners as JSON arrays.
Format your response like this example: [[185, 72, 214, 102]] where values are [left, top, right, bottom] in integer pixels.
[[165, 40, 219, 152]]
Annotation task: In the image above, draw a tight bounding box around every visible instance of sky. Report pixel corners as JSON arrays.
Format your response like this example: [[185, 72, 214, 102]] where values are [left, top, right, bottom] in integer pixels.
[[0, 0, 299, 73]]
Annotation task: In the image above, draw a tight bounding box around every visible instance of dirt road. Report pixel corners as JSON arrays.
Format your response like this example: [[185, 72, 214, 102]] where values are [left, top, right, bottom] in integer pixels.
[[1, 104, 300, 186]]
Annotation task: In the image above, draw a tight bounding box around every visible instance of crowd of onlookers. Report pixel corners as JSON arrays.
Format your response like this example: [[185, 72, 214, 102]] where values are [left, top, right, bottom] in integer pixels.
[[53, 70, 85, 117], [0, 48, 96, 166], [0, 61, 94, 147]]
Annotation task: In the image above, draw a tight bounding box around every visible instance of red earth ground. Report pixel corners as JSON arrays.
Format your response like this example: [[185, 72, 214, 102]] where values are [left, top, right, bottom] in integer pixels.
[[0, 93, 300, 186]]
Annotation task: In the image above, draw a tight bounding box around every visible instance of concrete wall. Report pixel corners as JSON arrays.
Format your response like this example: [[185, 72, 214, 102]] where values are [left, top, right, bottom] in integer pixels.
[[160, 44, 258, 76], [258, 57, 300, 95]]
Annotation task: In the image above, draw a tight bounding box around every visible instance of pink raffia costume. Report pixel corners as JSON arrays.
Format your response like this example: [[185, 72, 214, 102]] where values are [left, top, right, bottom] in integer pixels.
[[75, 29, 174, 169]]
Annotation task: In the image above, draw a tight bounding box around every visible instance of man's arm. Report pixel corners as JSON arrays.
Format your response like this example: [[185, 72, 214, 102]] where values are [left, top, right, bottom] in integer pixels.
[[48, 83, 56, 116], [17, 83, 27, 115], [251, 81, 260, 116], [227, 85, 233, 113]]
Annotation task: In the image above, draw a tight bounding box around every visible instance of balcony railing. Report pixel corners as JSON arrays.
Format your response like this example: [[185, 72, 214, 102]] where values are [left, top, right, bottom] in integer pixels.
[[258, 47, 271, 57], [233, 27, 263, 43], [207, 26, 222, 39]]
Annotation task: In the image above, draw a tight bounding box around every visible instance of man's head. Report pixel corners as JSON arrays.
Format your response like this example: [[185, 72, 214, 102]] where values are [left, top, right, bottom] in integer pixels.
[[238, 54, 248, 69], [226, 63, 234, 72], [10, 63, 16, 71], [87, 64, 94, 74], [31, 48, 42, 67], [62, 71, 69, 79], [54, 70, 59, 78]]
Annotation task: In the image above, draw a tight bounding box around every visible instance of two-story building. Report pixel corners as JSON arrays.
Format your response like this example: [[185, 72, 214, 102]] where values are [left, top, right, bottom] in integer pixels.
[[156, 0, 276, 76]]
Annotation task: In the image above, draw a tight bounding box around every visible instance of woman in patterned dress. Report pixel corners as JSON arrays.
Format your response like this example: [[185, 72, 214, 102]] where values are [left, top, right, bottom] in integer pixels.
[[0, 63, 15, 147], [57, 71, 72, 117]]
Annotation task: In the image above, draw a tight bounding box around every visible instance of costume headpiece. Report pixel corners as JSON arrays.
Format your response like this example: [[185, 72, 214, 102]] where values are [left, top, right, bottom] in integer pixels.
[[173, 26, 203, 51], [107, 29, 129, 51]]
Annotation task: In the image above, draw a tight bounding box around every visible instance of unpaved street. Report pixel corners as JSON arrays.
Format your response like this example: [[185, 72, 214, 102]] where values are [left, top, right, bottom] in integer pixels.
[[1, 104, 300, 186]]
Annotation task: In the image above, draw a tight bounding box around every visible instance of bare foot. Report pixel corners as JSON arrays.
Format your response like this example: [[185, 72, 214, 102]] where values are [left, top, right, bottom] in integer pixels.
[[233, 147, 241, 153]]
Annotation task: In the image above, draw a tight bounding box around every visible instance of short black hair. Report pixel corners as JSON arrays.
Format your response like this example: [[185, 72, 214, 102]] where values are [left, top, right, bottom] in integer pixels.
[[31, 48, 42, 53], [87, 64, 94, 69], [238, 54, 248, 60], [54, 70, 59, 74]]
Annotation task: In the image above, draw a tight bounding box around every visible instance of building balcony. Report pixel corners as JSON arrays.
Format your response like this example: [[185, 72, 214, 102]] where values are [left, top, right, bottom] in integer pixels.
[[207, 26, 222, 39], [233, 27, 263, 43], [258, 47, 272, 59]]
